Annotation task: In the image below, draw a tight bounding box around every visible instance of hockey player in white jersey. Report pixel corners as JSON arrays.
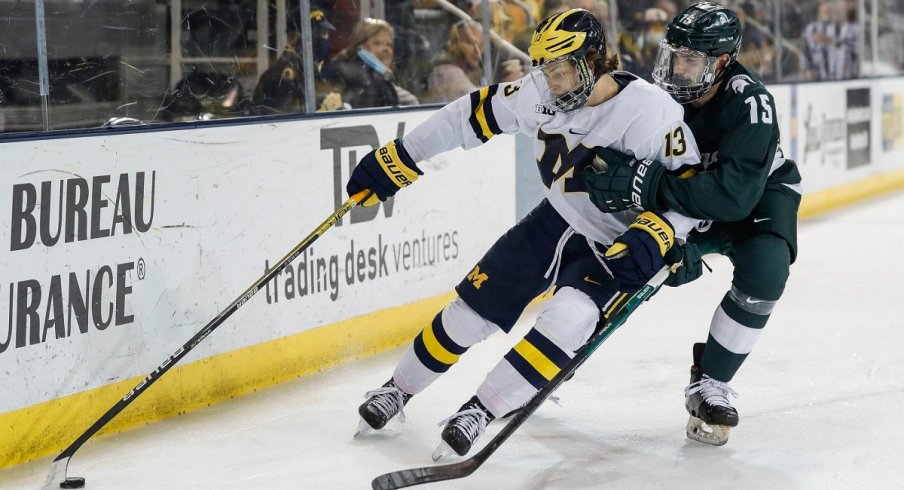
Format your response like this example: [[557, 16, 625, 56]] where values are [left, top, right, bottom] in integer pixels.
[[349, 9, 702, 458]]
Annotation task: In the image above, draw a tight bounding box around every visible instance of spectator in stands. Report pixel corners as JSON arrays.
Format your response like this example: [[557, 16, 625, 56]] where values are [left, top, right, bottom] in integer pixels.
[[617, 0, 655, 31], [573, 0, 610, 25], [424, 19, 485, 103], [157, 84, 204, 122], [455, 0, 530, 87], [251, 8, 339, 114], [500, 0, 535, 42], [324, 0, 358, 59], [736, 1, 774, 80], [455, 0, 512, 38], [616, 23, 646, 77], [385, 0, 433, 97], [158, 71, 249, 121], [637, 8, 669, 79], [541, 0, 572, 19], [328, 18, 419, 109], [653, 0, 677, 18], [803, 0, 859, 80]]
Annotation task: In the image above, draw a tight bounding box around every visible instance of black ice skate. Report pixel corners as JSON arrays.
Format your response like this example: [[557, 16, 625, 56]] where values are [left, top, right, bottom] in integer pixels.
[[684, 343, 739, 446], [432, 396, 495, 460], [355, 378, 413, 436]]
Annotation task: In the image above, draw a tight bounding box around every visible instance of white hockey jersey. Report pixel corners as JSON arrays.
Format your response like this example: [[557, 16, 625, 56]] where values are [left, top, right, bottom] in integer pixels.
[[402, 72, 702, 245]]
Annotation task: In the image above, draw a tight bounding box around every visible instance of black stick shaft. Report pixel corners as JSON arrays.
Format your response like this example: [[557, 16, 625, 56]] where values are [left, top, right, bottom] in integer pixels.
[[51, 191, 368, 463]]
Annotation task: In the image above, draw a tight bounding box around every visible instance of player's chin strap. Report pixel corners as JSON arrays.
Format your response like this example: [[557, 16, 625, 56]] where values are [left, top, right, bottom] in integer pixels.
[[371, 266, 671, 489], [41, 190, 373, 490]]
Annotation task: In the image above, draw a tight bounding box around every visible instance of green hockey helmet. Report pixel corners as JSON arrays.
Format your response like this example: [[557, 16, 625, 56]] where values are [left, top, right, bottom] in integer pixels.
[[652, 2, 742, 103]]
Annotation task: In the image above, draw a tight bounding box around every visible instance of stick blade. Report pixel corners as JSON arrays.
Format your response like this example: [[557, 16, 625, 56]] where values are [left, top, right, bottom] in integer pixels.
[[42, 456, 84, 488], [372, 459, 480, 490]]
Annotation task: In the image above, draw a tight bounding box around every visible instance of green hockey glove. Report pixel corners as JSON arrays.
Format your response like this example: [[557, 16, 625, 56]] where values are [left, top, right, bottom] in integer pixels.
[[581, 147, 665, 213], [664, 242, 705, 287]]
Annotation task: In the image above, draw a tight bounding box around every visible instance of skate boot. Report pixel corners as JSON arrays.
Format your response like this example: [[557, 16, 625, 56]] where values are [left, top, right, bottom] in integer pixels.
[[432, 396, 495, 460], [355, 378, 413, 435], [684, 343, 739, 446]]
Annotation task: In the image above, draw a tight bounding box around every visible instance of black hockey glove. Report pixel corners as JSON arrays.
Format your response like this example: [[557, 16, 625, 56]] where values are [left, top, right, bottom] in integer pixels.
[[605, 211, 675, 290], [347, 139, 422, 206], [581, 147, 665, 213], [664, 242, 704, 287]]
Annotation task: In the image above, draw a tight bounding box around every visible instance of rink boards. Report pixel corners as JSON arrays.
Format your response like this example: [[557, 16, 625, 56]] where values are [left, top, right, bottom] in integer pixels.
[[0, 110, 517, 467], [2, 76, 904, 467]]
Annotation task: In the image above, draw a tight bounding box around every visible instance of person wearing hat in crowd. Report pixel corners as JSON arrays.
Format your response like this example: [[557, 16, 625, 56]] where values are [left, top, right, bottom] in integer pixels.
[[250, 6, 343, 114]]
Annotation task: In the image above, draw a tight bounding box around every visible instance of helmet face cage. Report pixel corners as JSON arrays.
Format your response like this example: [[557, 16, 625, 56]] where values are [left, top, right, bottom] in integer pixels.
[[531, 55, 595, 112], [528, 9, 605, 113], [652, 39, 721, 104]]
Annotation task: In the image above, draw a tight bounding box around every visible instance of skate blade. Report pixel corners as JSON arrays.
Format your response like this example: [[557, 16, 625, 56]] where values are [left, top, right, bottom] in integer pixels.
[[354, 418, 374, 438], [686, 416, 731, 446], [431, 440, 455, 461]]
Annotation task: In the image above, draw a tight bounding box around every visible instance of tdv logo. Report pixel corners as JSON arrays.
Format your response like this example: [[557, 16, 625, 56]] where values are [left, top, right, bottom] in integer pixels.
[[10, 171, 156, 251], [321, 123, 405, 225]]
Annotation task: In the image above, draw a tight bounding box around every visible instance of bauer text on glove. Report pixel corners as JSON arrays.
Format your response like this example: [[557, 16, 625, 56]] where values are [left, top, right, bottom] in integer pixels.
[[346, 139, 422, 206], [604, 211, 675, 289], [582, 147, 666, 213]]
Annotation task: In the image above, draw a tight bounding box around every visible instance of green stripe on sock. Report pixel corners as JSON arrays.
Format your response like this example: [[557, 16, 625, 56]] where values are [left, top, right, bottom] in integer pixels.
[[701, 334, 749, 382]]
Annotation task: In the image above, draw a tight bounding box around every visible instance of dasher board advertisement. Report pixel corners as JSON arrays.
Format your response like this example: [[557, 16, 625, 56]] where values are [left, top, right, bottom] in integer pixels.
[[0, 112, 517, 412]]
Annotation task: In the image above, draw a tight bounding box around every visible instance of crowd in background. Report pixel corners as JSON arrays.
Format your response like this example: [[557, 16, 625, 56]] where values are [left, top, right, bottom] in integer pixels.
[[166, 0, 888, 119], [1, 0, 903, 131]]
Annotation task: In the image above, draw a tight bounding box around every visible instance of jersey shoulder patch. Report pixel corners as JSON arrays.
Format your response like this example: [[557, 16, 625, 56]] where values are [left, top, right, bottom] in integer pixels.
[[725, 74, 760, 95], [720, 72, 773, 125]]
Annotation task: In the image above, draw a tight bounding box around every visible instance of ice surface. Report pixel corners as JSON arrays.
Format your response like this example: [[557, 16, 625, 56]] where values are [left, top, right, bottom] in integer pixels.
[[3, 191, 903, 489]]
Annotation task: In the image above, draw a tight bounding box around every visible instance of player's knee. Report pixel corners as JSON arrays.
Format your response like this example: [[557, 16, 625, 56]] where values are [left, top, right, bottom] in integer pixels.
[[534, 287, 600, 352], [732, 234, 791, 301], [441, 297, 501, 347], [726, 285, 778, 315]]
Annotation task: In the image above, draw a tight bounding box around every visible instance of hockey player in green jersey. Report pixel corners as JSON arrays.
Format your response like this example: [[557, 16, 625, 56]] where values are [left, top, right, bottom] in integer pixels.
[[582, 2, 802, 446]]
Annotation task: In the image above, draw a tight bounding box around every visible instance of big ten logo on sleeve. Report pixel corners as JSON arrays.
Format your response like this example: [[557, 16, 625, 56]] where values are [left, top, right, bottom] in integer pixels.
[[321, 122, 406, 225]]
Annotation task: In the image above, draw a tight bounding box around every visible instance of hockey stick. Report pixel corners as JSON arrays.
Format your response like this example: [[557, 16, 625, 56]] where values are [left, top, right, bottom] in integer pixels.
[[371, 266, 672, 490], [42, 190, 372, 490]]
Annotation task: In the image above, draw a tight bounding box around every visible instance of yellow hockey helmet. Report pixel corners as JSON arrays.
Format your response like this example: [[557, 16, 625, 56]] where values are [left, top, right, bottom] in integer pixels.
[[528, 9, 607, 112]]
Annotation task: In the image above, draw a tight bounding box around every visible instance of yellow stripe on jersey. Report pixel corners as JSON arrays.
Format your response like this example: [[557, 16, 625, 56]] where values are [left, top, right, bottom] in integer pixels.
[[468, 85, 502, 143], [512, 339, 561, 381], [474, 86, 495, 141], [421, 322, 461, 365]]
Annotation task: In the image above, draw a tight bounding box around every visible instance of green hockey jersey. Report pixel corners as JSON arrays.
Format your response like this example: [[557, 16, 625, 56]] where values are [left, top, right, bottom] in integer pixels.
[[659, 62, 802, 222]]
